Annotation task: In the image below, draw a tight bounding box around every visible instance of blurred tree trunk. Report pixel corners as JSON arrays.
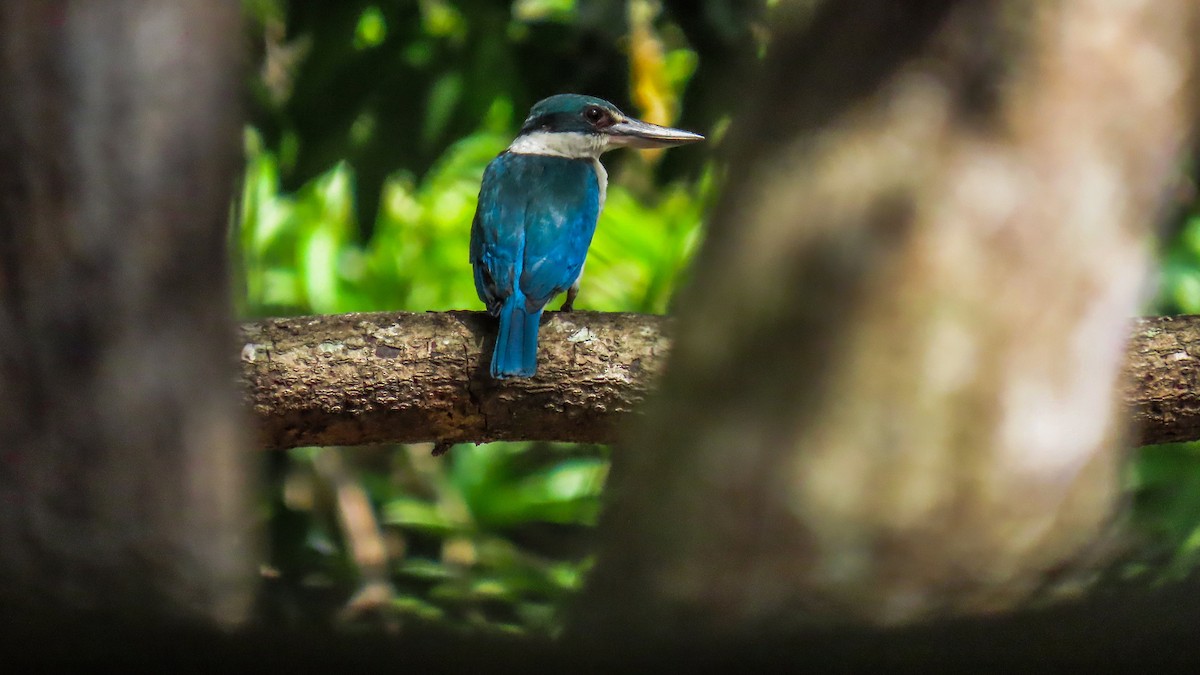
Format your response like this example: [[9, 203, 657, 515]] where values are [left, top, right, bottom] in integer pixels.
[[0, 0, 255, 626], [578, 1, 1199, 636]]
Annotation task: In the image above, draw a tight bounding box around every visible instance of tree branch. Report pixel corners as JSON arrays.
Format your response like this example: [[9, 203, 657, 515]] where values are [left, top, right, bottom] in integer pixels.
[[1127, 315, 1200, 445], [241, 310, 1200, 450], [239, 310, 669, 450]]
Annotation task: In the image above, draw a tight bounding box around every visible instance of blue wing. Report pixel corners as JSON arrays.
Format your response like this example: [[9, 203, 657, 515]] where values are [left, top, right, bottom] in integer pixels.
[[471, 155, 525, 315], [470, 153, 600, 314]]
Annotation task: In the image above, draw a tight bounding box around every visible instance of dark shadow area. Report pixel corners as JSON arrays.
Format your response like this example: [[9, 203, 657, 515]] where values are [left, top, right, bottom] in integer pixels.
[[5, 576, 1200, 669]]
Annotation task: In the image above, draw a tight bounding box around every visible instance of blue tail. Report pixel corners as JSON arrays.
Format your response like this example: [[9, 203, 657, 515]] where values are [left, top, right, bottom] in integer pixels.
[[491, 297, 542, 378]]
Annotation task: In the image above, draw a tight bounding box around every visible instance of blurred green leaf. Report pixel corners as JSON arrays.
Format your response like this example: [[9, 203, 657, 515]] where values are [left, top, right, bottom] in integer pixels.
[[469, 578, 517, 602], [423, 73, 465, 149], [513, 0, 576, 23], [383, 497, 458, 534], [420, 0, 467, 40], [260, 268, 302, 308], [664, 47, 699, 90], [353, 6, 387, 50], [1130, 442, 1200, 579], [392, 593, 447, 621], [300, 226, 341, 313], [448, 444, 609, 528], [1169, 266, 1200, 314], [395, 558, 460, 581], [1182, 215, 1200, 257]]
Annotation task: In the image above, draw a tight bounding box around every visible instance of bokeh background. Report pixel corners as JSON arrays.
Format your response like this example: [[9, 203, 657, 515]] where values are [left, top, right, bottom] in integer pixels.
[[234, 0, 1200, 634]]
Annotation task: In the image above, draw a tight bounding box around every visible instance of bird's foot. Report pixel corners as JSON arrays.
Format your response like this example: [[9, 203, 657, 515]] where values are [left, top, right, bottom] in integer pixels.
[[558, 287, 578, 312]]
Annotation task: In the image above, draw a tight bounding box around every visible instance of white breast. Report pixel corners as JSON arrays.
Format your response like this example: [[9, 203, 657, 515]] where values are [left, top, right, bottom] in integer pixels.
[[592, 158, 608, 211]]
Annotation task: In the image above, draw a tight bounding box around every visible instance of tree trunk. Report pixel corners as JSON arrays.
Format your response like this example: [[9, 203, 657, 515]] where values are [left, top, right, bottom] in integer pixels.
[[0, 0, 255, 626], [577, 0, 1200, 635]]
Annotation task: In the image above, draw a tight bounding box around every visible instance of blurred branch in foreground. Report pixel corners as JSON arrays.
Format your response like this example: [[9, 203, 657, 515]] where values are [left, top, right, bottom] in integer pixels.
[[241, 311, 1200, 450], [579, 0, 1199, 635], [0, 0, 255, 625]]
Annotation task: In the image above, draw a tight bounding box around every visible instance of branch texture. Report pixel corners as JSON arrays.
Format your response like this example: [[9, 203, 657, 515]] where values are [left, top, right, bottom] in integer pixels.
[[239, 310, 668, 450], [242, 311, 1200, 450], [1127, 315, 1200, 445]]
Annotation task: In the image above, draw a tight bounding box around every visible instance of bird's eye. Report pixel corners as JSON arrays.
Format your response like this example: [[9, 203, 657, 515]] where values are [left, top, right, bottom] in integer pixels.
[[585, 106, 610, 127]]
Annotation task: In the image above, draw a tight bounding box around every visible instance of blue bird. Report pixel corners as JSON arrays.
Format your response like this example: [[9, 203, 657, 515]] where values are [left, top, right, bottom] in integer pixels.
[[470, 94, 704, 379]]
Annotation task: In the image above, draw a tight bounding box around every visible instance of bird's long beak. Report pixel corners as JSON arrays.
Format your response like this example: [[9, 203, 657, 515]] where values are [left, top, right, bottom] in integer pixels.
[[604, 117, 705, 149]]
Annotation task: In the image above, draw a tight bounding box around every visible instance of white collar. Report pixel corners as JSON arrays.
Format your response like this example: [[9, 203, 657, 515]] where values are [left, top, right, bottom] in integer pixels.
[[507, 131, 608, 159]]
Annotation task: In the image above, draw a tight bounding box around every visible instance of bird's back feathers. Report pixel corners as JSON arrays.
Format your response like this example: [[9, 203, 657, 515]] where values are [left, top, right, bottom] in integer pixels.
[[470, 151, 601, 378]]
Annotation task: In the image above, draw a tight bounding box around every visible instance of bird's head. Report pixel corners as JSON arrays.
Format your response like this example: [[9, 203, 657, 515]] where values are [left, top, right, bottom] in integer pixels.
[[509, 94, 704, 158]]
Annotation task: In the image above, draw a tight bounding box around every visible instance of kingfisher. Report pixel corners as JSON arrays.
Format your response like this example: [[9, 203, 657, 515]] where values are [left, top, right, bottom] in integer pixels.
[[470, 94, 703, 379]]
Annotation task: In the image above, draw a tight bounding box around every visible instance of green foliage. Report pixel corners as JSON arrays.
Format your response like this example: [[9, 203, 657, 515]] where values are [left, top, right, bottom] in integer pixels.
[[1129, 443, 1200, 581], [239, 0, 744, 228], [238, 0, 723, 634], [238, 125, 714, 318], [1157, 211, 1200, 315], [1140, 181, 1200, 582], [386, 444, 604, 633], [263, 441, 609, 633], [242, 124, 712, 631]]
